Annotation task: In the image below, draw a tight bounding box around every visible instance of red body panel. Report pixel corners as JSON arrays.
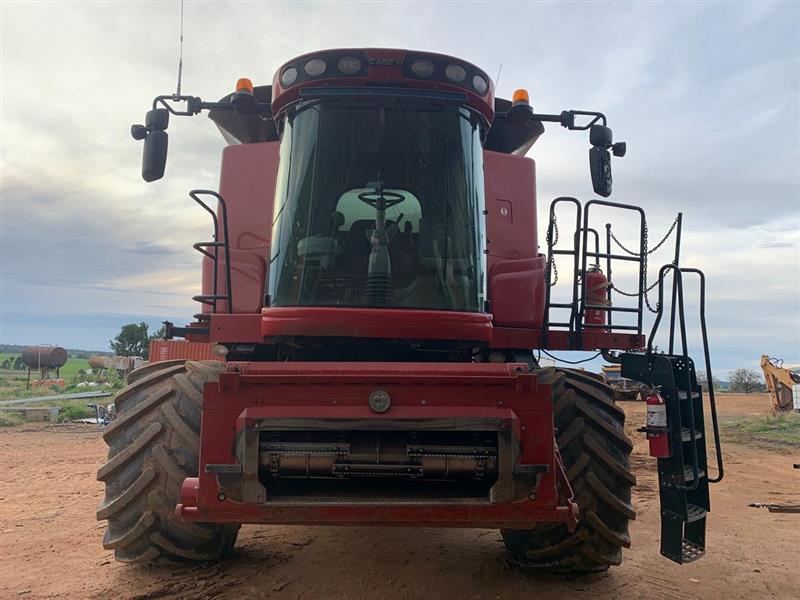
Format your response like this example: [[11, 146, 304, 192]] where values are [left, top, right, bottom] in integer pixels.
[[176, 362, 577, 527], [202, 142, 278, 315], [149, 340, 220, 362], [260, 307, 492, 341], [484, 151, 547, 330]]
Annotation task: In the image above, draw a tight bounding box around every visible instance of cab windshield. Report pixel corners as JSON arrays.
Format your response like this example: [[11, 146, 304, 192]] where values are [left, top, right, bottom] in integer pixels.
[[268, 98, 486, 312]]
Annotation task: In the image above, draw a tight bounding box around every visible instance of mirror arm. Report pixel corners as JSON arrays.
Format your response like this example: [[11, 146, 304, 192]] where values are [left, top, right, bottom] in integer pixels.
[[151, 94, 269, 117], [528, 110, 607, 130]]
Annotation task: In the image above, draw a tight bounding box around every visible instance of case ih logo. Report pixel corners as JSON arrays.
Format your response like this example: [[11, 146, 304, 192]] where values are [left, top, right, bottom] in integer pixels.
[[369, 57, 404, 67]]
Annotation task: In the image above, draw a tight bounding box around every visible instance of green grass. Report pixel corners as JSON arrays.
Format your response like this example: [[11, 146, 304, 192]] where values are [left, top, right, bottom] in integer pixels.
[[58, 358, 90, 379], [0, 411, 25, 427], [721, 412, 800, 451], [0, 355, 89, 377], [0, 398, 101, 426]]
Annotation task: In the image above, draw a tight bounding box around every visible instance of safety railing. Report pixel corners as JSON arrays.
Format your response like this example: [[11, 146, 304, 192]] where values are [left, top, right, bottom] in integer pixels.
[[189, 189, 233, 316], [647, 264, 724, 485], [542, 196, 682, 348]]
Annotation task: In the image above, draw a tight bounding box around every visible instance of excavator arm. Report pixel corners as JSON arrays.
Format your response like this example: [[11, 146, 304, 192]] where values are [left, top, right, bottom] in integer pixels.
[[760, 355, 800, 413]]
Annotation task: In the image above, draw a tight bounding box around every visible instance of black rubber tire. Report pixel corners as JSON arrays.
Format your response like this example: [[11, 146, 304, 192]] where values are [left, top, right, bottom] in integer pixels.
[[502, 367, 636, 572], [126, 359, 187, 385], [96, 360, 239, 563]]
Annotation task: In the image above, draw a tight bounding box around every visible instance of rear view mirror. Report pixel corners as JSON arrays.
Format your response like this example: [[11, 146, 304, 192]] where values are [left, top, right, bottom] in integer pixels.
[[132, 108, 170, 182], [142, 130, 168, 182], [589, 146, 612, 197]]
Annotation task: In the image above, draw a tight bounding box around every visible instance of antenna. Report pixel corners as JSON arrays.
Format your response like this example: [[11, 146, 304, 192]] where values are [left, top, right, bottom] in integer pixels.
[[174, 0, 184, 99], [495, 63, 503, 90]]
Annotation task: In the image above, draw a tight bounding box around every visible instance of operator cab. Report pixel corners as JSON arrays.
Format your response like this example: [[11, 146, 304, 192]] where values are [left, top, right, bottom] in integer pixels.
[[268, 96, 486, 312]]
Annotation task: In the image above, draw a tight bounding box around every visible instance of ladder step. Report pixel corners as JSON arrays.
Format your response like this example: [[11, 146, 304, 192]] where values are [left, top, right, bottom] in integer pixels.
[[686, 503, 707, 523], [683, 465, 706, 482], [681, 428, 703, 442], [681, 539, 705, 563]]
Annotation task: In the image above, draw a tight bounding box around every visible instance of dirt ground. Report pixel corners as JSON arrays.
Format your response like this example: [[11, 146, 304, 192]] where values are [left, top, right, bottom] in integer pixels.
[[1, 393, 797, 599]]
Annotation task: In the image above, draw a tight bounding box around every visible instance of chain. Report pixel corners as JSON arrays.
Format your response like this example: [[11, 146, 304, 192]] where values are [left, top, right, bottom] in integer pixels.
[[610, 276, 664, 297], [546, 213, 559, 286], [607, 215, 679, 313], [546, 210, 677, 311], [609, 216, 678, 257]]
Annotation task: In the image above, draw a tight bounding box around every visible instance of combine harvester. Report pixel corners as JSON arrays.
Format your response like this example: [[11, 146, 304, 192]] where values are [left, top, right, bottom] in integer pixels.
[[97, 48, 723, 571]]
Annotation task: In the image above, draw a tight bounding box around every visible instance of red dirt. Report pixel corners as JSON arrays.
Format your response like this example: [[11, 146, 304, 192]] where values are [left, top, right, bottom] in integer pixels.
[[0, 393, 797, 599]]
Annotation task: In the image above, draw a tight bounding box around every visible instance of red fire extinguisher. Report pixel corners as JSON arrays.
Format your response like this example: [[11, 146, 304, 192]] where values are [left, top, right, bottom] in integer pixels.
[[643, 387, 671, 458], [584, 265, 609, 330]]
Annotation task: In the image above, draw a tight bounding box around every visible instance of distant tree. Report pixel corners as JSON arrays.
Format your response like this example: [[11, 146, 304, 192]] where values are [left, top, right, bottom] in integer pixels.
[[728, 368, 762, 393], [696, 370, 721, 393], [149, 324, 167, 341], [110, 322, 150, 359], [1, 358, 11, 369], [13, 356, 25, 370]]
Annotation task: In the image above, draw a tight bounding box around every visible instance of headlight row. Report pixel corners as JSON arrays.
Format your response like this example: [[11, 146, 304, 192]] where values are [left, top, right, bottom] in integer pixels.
[[278, 52, 490, 97], [405, 54, 489, 96], [280, 53, 366, 87]]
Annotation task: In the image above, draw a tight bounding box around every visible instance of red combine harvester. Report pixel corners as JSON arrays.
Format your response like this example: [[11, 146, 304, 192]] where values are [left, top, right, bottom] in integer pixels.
[[99, 48, 723, 571]]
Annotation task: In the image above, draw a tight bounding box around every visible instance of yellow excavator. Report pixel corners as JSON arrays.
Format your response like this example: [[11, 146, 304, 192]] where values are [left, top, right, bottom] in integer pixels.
[[760, 355, 800, 413]]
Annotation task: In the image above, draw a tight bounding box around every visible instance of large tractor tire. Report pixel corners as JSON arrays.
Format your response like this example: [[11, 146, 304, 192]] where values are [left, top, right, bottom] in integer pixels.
[[96, 360, 239, 563], [502, 367, 636, 572]]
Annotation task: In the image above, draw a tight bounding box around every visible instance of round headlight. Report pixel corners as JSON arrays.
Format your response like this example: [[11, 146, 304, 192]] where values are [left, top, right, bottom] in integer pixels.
[[304, 58, 327, 77], [444, 64, 466, 83], [472, 74, 488, 95], [337, 56, 362, 75], [410, 59, 434, 78], [280, 66, 298, 87]]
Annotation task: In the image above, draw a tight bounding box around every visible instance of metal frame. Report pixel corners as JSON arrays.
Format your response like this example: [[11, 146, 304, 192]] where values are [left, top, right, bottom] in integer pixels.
[[189, 189, 234, 316], [175, 361, 579, 529], [646, 265, 724, 484], [543, 197, 658, 349]]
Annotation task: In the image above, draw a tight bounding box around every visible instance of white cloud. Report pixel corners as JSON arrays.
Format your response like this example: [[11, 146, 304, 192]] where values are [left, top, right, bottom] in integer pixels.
[[1, 1, 798, 368]]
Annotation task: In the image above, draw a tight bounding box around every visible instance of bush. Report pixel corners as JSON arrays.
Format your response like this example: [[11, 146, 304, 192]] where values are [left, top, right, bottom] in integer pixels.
[[56, 404, 94, 422]]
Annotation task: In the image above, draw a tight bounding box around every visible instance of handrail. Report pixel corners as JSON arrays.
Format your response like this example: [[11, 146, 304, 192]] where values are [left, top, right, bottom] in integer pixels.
[[189, 189, 233, 314], [648, 264, 699, 491], [581, 200, 646, 337], [647, 264, 724, 488], [680, 267, 724, 483], [543, 197, 582, 344]]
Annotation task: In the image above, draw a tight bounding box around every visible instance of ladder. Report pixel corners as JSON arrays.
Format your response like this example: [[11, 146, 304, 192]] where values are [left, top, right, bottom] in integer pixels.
[[622, 265, 724, 563], [189, 190, 234, 316]]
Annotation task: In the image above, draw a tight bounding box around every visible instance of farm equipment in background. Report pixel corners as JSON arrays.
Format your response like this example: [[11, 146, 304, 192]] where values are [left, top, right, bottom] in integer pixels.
[[761, 355, 800, 413], [98, 48, 723, 571], [602, 364, 645, 401]]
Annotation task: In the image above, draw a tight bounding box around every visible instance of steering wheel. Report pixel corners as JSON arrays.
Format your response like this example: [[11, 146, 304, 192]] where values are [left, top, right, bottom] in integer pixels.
[[357, 188, 405, 209]]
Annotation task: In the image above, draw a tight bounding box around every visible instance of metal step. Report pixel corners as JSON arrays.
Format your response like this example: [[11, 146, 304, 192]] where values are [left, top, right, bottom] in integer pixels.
[[681, 428, 703, 442], [683, 465, 706, 483], [681, 540, 705, 563], [686, 503, 707, 522]]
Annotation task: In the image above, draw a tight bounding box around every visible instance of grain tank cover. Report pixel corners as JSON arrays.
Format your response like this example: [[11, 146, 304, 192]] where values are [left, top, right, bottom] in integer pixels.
[[21, 346, 68, 369]]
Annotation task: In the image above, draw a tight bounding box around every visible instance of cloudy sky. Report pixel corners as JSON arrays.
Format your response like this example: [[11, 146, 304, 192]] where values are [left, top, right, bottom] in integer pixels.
[[1, 1, 798, 373]]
